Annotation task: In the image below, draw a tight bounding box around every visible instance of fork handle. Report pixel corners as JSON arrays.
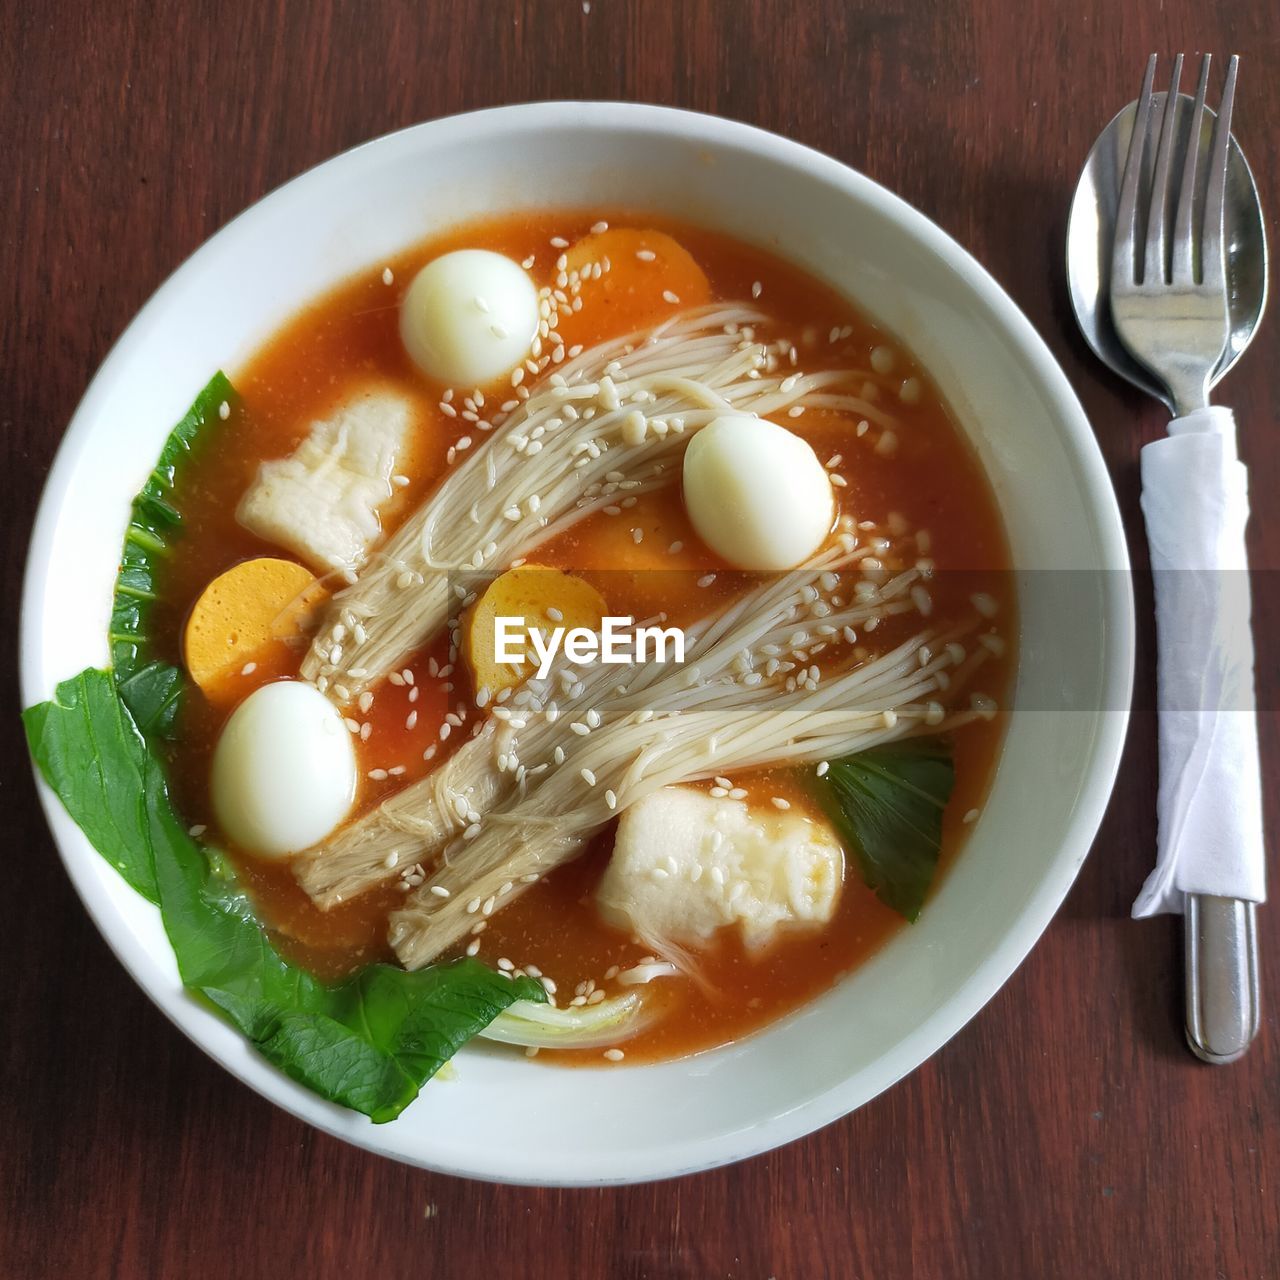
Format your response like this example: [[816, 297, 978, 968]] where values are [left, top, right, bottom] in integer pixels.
[[1185, 894, 1260, 1062], [1136, 406, 1266, 1064]]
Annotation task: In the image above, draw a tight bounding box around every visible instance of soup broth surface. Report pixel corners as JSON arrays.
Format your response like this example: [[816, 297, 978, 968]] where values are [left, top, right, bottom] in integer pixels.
[[153, 211, 1014, 1064]]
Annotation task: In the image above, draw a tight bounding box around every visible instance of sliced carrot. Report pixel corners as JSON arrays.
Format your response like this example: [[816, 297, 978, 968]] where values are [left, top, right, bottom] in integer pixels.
[[183, 557, 326, 700], [466, 565, 608, 694], [554, 228, 712, 349]]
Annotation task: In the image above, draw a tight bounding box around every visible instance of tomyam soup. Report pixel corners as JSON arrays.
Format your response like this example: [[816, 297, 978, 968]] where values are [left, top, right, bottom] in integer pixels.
[[44, 213, 1013, 1119]]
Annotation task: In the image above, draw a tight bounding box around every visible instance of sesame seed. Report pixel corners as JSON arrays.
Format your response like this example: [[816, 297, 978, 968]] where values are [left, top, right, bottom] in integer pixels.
[[382, 267, 394, 285], [971, 692, 999, 719], [603, 1049, 625, 1062], [816, 761, 830, 777], [240, 662, 257, 676], [963, 808, 980, 824], [662, 290, 680, 305], [218, 400, 231, 421], [870, 345, 895, 374]]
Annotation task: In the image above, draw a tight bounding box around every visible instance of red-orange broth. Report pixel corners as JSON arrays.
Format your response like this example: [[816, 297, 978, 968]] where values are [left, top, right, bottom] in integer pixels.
[[151, 211, 1014, 1065]]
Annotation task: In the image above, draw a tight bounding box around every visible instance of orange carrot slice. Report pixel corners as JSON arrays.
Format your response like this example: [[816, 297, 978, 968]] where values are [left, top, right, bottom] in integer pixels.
[[555, 228, 712, 349], [466, 565, 608, 693], [184, 557, 325, 699]]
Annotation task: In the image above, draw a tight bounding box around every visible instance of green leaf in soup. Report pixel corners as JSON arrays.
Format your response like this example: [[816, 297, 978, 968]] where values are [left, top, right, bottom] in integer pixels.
[[22, 670, 164, 903], [808, 737, 955, 923], [109, 371, 236, 737], [24, 666, 543, 1123]]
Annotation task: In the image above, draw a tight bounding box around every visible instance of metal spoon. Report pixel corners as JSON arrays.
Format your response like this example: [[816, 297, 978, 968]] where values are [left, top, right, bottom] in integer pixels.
[[1067, 91, 1268, 410], [1067, 84, 1268, 1064]]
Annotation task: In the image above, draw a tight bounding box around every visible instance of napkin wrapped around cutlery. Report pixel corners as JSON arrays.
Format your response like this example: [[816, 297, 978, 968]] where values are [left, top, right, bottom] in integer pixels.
[[1133, 405, 1266, 916]]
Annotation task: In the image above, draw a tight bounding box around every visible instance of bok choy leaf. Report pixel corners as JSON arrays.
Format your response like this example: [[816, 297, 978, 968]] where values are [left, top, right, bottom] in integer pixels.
[[25, 374, 544, 1123], [808, 737, 955, 922], [110, 372, 235, 737], [23, 668, 544, 1122]]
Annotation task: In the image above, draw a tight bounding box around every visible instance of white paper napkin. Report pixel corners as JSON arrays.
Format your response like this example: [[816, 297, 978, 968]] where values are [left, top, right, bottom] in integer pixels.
[[1133, 405, 1266, 916]]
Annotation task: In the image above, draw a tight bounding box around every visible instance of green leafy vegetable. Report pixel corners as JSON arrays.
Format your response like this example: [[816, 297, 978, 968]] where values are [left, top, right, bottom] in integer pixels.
[[109, 371, 235, 737], [809, 737, 955, 922], [24, 668, 543, 1122], [22, 669, 164, 903]]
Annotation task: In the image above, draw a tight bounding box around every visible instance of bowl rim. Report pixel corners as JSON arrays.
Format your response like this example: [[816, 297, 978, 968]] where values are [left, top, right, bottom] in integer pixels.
[[20, 100, 1135, 1185]]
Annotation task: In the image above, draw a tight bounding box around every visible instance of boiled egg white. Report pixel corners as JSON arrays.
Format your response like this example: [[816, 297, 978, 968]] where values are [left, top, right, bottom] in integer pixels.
[[400, 249, 539, 387], [211, 681, 357, 859], [682, 415, 835, 570]]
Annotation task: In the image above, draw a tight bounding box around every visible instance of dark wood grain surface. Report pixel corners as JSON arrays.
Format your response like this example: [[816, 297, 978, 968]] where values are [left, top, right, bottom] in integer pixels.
[[2, 2, 1277, 1277]]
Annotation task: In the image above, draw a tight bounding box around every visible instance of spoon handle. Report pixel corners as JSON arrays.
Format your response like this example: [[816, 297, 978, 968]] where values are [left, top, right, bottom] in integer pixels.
[[1185, 893, 1260, 1063]]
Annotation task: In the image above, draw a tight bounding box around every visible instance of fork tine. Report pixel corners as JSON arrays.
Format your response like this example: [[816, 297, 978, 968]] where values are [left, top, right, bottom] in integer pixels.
[[1172, 55, 1213, 284], [1113, 54, 1158, 286], [1143, 54, 1184, 284], [1201, 54, 1239, 290]]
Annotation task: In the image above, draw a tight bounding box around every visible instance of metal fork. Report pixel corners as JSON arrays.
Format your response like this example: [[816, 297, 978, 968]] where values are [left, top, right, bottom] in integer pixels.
[[1110, 52, 1261, 1065], [1111, 53, 1237, 416]]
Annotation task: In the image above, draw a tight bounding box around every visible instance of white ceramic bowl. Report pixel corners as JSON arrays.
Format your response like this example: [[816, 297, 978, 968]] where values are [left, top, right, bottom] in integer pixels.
[[21, 103, 1133, 1185]]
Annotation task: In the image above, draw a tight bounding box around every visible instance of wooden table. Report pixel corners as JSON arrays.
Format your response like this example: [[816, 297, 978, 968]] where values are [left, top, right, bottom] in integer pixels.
[[2, 2, 1276, 1276]]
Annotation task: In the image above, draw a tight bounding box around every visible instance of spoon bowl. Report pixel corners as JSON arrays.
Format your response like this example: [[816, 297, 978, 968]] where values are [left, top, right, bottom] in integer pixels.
[[1067, 91, 1268, 412]]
